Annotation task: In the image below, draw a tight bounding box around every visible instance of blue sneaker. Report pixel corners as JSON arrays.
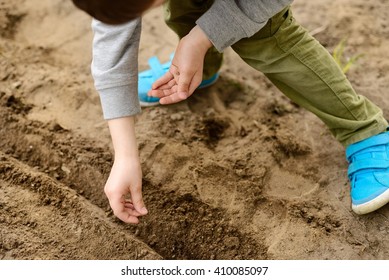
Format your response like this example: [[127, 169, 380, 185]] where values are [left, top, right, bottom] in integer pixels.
[[346, 130, 389, 214], [138, 55, 219, 107]]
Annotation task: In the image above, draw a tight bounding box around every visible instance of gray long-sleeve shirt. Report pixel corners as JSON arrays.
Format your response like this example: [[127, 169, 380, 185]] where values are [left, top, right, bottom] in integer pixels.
[[92, 0, 293, 119]]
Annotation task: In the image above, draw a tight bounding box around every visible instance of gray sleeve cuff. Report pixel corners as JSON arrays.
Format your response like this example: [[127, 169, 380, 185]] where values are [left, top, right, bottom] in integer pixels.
[[196, 0, 268, 52], [98, 85, 141, 120]]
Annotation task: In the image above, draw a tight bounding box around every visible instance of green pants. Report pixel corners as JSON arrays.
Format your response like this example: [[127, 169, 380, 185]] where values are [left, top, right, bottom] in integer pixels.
[[164, 1, 388, 146]]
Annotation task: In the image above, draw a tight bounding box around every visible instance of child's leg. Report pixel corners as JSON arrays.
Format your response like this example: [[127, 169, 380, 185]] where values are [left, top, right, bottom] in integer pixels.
[[163, 0, 222, 80], [231, 7, 388, 146]]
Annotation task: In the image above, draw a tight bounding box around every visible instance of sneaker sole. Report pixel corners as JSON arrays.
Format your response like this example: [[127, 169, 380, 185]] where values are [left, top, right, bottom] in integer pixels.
[[352, 188, 389, 214], [139, 100, 160, 107]]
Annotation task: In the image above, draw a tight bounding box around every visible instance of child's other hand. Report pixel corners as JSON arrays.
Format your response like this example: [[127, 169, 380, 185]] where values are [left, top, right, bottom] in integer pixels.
[[104, 158, 147, 224], [149, 25, 212, 104]]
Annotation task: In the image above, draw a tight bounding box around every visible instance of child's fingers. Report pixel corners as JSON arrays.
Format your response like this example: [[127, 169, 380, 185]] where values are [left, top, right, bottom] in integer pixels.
[[159, 91, 186, 104], [188, 73, 202, 95], [176, 71, 191, 98], [178, 69, 201, 94], [106, 192, 141, 224], [123, 203, 144, 217], [130, 183, 148, 216], [157, 70, 203, 104], [149, 85, 177, 98], [152, 71, 174, 90], [153, 79, 176, 90], [116, 211, 140, 224], [123, 201, 135, 210], [159, 70, 192, 104]]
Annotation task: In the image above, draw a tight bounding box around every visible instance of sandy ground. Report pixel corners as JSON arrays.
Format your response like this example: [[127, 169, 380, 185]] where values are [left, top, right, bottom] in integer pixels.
[[1, 0, 389, 260]]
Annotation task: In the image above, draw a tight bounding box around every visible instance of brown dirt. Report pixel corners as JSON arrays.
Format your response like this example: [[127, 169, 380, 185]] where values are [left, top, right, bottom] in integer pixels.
[[1, 0, 389, 260]]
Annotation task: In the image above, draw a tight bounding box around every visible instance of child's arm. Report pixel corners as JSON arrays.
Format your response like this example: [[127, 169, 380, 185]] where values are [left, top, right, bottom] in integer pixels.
[[92, 19, 147, 223], [105, 116, 147, 224]]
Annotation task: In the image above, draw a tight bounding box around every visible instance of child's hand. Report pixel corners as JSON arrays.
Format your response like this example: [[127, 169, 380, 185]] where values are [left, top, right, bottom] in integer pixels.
[[105, 116, 147, 224], [149, 25, 212, 104], [104, 158, 147, 224]]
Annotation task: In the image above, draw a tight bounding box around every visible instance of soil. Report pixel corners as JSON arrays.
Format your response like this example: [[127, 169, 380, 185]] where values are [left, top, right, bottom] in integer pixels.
[[1, 0, 389, 260]]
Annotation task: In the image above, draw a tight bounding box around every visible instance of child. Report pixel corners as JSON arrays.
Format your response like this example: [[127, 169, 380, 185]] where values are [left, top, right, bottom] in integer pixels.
[[71, 0, 389, 224]]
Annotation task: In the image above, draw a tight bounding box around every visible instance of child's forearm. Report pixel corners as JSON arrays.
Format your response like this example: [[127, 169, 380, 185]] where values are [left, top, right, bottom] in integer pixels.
[[105, 116, 147, 224], [107, 116, 139, 162]]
